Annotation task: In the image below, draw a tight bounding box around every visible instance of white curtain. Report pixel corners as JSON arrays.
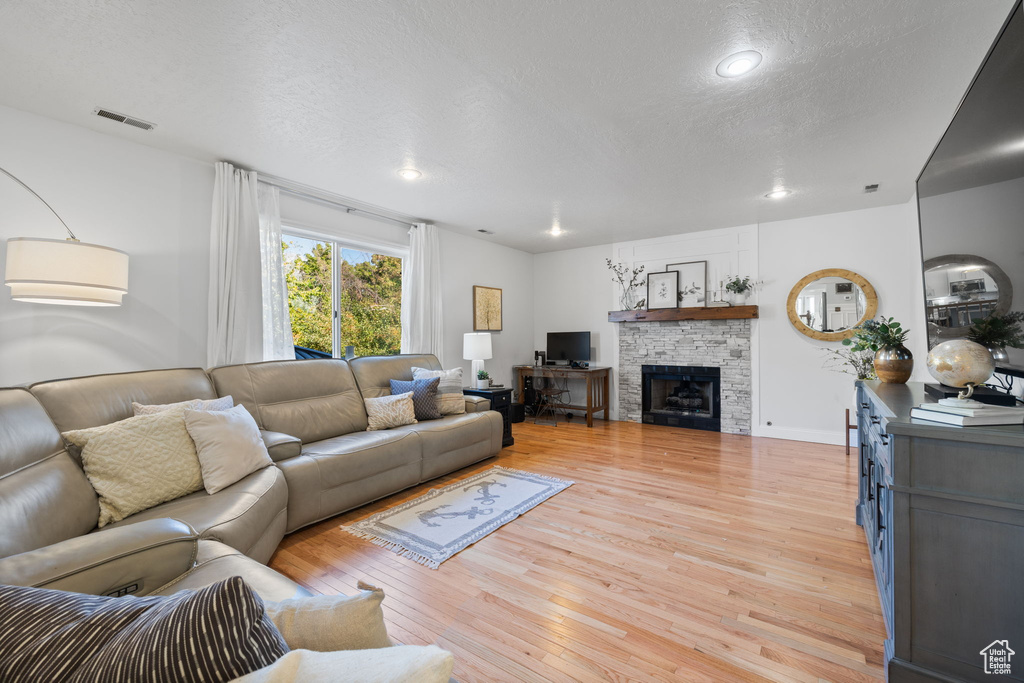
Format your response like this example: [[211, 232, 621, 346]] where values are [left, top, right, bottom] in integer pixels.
[[400, 223, 444, 357], [207, 162, 263, 367], [258, 184, 294, 360]]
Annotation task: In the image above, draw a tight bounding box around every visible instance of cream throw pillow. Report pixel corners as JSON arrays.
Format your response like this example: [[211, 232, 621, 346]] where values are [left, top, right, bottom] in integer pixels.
[[133, 395, 234, 416], [183, 404, 274, 494], [364, 392, 417, 431], [263, 581, 391, 652], [411, 367, 465, 415], [234, 646, 454, 683], [62, 409, 203, 527]]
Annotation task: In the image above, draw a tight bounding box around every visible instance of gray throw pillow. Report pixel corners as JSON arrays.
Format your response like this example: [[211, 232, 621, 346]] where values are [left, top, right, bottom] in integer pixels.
[[0, 577, 288, 683], [390, 377, 441, 420]]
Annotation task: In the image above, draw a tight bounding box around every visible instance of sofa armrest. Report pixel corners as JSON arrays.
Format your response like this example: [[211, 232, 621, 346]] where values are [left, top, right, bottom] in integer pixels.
[[464, 395, 491, 412], [0, 518, 198, 596], [261, 430, 302, 462]]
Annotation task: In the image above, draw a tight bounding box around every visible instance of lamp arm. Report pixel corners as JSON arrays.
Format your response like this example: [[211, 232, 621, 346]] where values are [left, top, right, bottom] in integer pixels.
[[0, 166, 77, 240]]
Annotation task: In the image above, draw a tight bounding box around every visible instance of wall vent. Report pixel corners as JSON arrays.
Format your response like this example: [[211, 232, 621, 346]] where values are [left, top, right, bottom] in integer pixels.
[[864, 184, 879, 193], [93, 108, 156, 131], [477, 229, 495, 235]]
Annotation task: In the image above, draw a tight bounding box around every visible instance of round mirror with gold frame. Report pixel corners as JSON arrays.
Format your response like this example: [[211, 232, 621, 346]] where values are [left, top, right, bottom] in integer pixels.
[[787, 268, 878, 341]]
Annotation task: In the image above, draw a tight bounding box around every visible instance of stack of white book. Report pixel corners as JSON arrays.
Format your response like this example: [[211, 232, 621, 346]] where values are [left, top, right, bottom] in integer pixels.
[[910, 402, 1024, 426]]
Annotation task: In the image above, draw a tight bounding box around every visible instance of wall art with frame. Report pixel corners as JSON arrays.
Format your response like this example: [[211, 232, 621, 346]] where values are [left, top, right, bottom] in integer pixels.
[[667, 260, 707, 308], [646, 271, 679, 310]]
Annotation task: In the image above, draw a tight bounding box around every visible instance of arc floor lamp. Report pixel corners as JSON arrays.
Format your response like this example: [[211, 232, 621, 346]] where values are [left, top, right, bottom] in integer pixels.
[[2, 166, 129, 306]]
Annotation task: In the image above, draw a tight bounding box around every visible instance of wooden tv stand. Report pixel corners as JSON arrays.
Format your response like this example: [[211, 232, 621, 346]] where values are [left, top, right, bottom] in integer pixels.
[[513, 365, 610, 427]]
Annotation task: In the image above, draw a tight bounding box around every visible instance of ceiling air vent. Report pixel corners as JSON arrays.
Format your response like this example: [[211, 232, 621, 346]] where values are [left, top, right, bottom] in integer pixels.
[[477, 229, 495, 235], [93, 108, 156, 131], [864, 184, 879, 193]]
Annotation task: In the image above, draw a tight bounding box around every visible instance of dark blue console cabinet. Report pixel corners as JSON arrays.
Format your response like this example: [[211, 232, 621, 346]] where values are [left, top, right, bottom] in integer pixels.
[[856, 380, 1024, 682]]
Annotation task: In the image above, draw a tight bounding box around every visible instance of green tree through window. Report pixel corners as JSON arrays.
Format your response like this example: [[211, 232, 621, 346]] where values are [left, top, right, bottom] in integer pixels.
[[283, 236, 402, 357]]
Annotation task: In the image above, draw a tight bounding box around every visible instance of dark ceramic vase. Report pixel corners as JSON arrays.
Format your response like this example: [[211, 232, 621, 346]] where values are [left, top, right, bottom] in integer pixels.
[[874, 344, 914, 384]]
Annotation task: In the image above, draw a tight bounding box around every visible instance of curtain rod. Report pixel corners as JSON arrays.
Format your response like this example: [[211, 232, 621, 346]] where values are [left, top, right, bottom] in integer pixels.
[[256, 171, 425, 230]]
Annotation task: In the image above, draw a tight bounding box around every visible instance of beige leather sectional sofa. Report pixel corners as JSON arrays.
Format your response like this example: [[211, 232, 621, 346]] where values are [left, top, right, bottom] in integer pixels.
[[0, 354, 502, 603]]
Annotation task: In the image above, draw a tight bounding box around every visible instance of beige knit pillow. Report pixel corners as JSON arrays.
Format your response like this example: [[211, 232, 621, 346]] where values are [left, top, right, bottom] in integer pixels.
[[62, 409, 204, 527], [263, 582, 392, 652], [363, 392, 417, 431], [133, 396, 234, 416]]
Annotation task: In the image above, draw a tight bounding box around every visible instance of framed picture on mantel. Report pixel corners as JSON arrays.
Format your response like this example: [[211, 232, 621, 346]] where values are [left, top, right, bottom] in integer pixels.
[[667, 260, 707, 308], [646, 271, 679, 310]]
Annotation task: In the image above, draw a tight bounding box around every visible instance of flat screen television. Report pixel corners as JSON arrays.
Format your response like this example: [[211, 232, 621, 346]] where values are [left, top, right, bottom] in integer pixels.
[[547, 331, 591, 364]]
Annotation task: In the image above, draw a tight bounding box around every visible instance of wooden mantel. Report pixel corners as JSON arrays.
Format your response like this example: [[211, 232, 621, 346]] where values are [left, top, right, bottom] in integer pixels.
[[608, 305, 759, 322]]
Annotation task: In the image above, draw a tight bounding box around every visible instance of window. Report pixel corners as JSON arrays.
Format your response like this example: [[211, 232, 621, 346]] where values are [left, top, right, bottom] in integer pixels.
[[283, 233, 402, 357]]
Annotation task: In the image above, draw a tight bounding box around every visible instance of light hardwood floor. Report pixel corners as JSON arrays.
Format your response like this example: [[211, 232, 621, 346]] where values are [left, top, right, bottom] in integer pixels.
[[269, 420, 885, 682]]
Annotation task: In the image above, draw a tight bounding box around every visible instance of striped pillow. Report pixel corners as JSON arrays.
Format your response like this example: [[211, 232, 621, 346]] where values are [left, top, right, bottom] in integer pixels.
[[0, 577, 287, 682]]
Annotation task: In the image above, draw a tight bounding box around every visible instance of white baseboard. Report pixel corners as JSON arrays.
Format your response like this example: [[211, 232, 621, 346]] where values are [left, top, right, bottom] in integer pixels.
[[751, 424, 859, 447]]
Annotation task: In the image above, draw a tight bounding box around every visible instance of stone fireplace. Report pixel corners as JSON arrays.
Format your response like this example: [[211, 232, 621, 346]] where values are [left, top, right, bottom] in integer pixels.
[[618, 319, 752, 435]]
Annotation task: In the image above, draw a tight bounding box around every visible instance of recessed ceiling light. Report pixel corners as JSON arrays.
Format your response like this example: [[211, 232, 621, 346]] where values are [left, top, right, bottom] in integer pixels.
[[716, 51, 763, 78], [765, 189, 791, 199], [549, 225, 563, 237], [398, 168, 422, 180]]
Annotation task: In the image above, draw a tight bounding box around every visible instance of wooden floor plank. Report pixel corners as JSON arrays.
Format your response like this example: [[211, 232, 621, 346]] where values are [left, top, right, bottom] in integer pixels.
[[269, 420, 885, 682]]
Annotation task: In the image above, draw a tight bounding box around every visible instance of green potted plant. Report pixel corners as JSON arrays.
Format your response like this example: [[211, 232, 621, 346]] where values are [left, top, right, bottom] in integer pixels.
[[724, 275, 756, 305], [967, 311, 1024, 363], [842, 316, 913, 383], [475, 369, 490, 390]]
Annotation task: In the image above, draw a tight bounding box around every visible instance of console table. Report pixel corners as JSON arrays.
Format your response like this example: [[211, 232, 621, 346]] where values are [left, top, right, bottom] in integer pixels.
[[513, 365, 610, 427], [462, 387, 513, 447], [856, 380, 1024, 681]]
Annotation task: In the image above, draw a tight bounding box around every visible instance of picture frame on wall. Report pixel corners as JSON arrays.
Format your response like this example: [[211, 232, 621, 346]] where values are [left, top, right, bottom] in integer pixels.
[[646, 271, 679, 310], [667, 260, 707, 308], [473, 285, 503, 330]]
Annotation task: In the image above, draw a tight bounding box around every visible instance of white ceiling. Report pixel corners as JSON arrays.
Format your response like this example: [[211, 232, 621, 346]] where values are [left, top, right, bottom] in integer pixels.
[[0, 0, 1016, 253]]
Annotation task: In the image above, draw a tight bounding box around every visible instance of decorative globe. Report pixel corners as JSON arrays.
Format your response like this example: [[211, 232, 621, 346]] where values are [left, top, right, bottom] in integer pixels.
[[925, 339, 995, 388]]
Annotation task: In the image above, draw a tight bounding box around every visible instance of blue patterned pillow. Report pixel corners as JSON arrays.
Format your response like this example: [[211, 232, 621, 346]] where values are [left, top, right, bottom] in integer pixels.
[[390, 377, 441, 420]]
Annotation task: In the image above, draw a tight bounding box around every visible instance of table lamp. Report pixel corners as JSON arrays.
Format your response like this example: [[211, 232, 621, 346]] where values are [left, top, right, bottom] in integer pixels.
[[463, 332, 493, 383]]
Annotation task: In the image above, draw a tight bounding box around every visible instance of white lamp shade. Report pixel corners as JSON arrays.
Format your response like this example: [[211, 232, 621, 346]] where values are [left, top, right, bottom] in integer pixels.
[[463, 332, 493, 361], [5, 237, 129, 306]]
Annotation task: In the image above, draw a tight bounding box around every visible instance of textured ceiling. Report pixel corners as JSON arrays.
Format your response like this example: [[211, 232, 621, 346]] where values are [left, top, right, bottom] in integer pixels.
[[0, 0, 1016, 253]]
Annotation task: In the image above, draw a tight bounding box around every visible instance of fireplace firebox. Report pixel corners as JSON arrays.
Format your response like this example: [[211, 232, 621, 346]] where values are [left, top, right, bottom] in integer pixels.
[[642, 365, 721, 431]]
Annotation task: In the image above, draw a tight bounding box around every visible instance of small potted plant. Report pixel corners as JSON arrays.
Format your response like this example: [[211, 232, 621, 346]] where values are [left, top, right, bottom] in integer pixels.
[[843, 316, 913, 383], [606, 259, 645, 311], [475, 370, 491, 390], [724, 275, 756, 305], [967, 311, 1024, 363]]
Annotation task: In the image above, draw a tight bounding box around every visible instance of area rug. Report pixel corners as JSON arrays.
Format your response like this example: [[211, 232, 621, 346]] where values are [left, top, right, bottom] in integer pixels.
[[341, 466, 574, 569]]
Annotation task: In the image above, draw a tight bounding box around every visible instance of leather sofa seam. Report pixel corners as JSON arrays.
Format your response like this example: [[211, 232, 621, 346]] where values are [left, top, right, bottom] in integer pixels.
[[242, 507, 288, 557], [36, 533, 197, 588], [0, 449, 66, 481]]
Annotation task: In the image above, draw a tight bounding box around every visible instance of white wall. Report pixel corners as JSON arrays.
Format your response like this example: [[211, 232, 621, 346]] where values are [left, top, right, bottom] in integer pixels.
[[438, 230, 535, 388], [757, 201, 926, 444], [0, 104, 213, 386], [531, 199, 927, 444]]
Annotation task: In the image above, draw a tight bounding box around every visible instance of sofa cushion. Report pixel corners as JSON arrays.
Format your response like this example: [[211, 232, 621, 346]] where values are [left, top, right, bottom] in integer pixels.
[[30, 368, 218, 460], [185, 405, 274, 494], [364, 392, 417, 431], [0, 389, 99, 559], [0, 577, 288, 683], [390, 377, 441, 420], [391, 411, 503, 481], [301, 430, 421, 488], [104, 465, 288, 564], [349, 354, 442, 399], [209, 359, 368, 442], [62, 410, 204, 527], [152, 540, 311, 602]]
